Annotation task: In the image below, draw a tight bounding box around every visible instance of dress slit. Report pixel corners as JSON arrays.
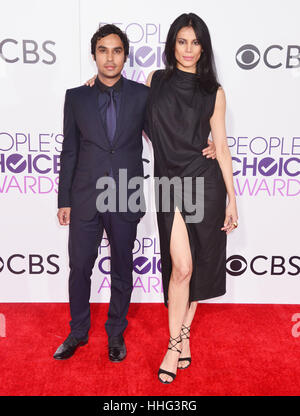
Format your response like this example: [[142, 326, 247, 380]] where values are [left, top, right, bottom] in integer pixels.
[[164, 206, 195, 308]]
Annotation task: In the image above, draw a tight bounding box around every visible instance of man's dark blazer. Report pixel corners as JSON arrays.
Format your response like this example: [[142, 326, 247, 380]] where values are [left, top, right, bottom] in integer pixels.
[[58, 77, 149, 222]]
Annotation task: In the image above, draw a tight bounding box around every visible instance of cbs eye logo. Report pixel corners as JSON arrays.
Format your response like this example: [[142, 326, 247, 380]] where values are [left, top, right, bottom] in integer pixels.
[[236, 43, 300, 70], [236, 44, 260, 69], [226, 255, 247, 276]]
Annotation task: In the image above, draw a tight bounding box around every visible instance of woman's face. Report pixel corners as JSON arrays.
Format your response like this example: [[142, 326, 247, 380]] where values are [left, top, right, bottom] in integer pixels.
[[174, 26, 203, 73]]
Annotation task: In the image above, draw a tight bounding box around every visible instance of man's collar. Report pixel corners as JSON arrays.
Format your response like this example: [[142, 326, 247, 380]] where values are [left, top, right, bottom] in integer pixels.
[[95, 75, 123, 93]]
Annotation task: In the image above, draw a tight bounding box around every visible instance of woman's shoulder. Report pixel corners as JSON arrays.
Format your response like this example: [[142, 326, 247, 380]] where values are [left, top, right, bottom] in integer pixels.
[[146, 69, 166, 87], [204, 83, 224, 101], [152, 69, 165, 79], [213, 84, 225, 103], [209, 82, 223, 94]]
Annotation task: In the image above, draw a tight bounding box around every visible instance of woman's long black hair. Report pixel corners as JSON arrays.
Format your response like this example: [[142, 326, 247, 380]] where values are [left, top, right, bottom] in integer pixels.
[[164, 13, 220, 93]]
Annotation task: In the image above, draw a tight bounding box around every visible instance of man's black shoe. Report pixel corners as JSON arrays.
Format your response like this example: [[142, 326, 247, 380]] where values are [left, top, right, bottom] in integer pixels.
[[53, 333, 88, 360], [108, 334, 127, 362]]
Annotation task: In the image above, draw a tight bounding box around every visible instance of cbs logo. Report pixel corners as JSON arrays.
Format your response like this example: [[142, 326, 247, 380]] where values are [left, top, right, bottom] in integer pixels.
[[226, 255, 300, 276], [0, 254, 59, 275], [0, 38, 56, 64], [236, 44, 300, 70]]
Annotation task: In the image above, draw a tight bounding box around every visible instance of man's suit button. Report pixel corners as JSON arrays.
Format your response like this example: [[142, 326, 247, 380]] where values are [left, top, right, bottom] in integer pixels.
[[110, 150, 115, 154]]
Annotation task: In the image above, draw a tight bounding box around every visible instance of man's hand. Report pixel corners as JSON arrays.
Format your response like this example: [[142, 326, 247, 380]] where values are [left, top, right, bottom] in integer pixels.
[[202, 138, 216, 159], [57, 207, 71, 225]]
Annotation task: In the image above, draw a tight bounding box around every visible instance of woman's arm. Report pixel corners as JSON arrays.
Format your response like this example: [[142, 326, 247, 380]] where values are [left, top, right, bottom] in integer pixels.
[[146, 70, 155, 87], [210, 87, 238, 234]]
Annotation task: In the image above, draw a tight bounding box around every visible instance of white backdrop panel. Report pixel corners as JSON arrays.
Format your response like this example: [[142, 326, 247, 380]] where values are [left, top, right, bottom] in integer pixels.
[[0, 0, 299, 302]]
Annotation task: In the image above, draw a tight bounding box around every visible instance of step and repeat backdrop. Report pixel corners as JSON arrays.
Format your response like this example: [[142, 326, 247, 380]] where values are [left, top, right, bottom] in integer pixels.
[[0, 0, 299, 303]]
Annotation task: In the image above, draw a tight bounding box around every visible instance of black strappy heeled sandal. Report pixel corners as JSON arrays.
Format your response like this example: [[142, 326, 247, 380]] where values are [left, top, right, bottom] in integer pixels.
[[178, 324, 191, 369], [158, 334, 182, 384]]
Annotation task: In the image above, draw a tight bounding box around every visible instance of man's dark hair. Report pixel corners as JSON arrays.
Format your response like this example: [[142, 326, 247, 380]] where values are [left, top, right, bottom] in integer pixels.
[[91, 24, 129, 59]]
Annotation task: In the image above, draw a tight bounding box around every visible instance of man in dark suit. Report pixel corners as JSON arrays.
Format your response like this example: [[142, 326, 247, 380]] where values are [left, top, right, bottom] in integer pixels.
[[54, 24, 148, 362]]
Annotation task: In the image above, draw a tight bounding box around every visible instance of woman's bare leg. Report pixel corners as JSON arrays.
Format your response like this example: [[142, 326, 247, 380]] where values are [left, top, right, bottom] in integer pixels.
[[159, 207, 193, 383]]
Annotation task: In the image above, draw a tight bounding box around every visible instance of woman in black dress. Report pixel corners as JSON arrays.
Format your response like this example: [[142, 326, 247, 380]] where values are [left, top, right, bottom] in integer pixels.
[[146, 13, 238, 383]]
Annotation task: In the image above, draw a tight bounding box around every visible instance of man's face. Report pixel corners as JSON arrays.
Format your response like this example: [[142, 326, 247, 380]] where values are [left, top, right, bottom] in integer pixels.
[[94, 34, 126, 80]]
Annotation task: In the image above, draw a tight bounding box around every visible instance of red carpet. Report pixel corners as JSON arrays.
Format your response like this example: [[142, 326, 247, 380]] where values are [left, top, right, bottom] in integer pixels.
[[0, 303, 300, 396]]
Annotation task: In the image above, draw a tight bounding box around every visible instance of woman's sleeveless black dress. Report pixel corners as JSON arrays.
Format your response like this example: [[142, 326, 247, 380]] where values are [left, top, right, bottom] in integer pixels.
[[146, 68, 227, 307]]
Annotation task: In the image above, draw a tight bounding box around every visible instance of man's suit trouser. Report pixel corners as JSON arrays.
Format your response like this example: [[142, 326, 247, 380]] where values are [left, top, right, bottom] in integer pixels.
[[68, 209, 138, 339]]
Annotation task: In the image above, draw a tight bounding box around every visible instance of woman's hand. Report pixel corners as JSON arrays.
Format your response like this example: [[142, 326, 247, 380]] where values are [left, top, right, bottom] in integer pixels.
[[221, 199, 238, 234], [202, 138, 216, 159], [85, 75, 97, 87]]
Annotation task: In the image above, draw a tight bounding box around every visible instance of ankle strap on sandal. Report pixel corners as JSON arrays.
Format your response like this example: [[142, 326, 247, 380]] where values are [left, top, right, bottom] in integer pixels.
[[168, 334, 182, 354], [181, 324, 190, 339]]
